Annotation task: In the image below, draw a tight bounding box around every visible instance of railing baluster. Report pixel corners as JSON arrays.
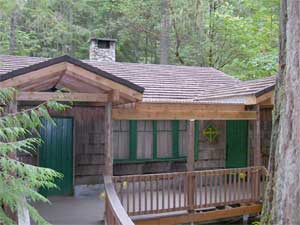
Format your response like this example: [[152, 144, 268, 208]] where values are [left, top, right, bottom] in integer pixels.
[[144, 178, 147, 213], [224, 171, 227, 205], [204, 172, 207, 207], [139, 176, 141, 214], [179, 175, 182, 208], [237, 169, 241, 202], [150, 176, 154, 213], [168, 174, 171, 210], [194, 174, 198, 208], [173, 175, 176, 209], [199, 173, 202, 208], [233, 170, 237, 202], [209, 173, 213, 205], [156, 177, 159, 212], [247, 167, 251, 201], [214, 171, 217, 204], [127, 177, 130, 214], [132, 177, 135, 214], [162, 175, 165, 210]]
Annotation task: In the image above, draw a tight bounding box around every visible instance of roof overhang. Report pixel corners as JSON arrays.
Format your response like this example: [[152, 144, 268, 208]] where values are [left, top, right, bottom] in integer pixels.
[[0, 55, 144, 104]]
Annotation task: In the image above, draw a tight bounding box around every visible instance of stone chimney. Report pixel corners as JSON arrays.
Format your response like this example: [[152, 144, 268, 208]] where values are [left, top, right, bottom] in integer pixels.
[[89, 38, 116, 62]]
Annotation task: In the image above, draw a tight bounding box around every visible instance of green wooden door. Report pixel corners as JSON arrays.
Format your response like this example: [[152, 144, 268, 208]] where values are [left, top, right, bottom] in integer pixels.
[[39, 118, 73, 196], [226, 120, 248, 168]]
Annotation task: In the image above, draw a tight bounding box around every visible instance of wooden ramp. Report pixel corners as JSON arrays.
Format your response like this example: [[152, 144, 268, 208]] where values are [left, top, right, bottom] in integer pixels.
[[105, 166, 268, 225]]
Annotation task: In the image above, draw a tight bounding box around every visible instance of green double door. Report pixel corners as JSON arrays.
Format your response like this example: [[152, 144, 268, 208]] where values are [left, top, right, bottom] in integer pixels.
[[226, 120, 248, 168], [39, 117, 73, 196]]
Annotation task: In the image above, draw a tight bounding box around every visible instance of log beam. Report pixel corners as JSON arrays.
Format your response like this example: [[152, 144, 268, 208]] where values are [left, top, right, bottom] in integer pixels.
[[186, 120, 195, 172], [17, 92, 109, 103], [112, 108, 256, 120], [104, 102, 113, 176], [253, 105, 262, 166]]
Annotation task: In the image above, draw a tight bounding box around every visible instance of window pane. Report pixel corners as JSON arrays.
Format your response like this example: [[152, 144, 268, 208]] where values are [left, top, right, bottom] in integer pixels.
[[113, 120, 130, 159], [157, 121, 173, 158], [137, 121, 153, 159], [179, 121, 187, 157]]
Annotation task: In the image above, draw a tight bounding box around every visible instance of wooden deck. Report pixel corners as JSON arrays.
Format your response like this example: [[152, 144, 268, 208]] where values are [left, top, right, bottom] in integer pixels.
[[105, 166, 268, 225]]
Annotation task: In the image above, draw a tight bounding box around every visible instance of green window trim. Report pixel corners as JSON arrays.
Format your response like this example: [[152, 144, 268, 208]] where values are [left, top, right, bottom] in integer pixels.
[[172, 120, 179, 158], [114, 120, 200, 163], [194, 120, 199, 160], [129, 120, 137, 160], [152, 121, 158, 159]]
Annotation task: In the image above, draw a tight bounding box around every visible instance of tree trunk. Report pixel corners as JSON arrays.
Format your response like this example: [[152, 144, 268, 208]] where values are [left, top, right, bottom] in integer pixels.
[[262, 0, 300, 224], [159, 0, 170, 64], [208, 0, 216, 67], [9, 10, 18, 55]]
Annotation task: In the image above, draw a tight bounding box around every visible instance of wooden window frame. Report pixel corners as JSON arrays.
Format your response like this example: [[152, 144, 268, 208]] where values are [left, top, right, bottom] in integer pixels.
[[114, 120, 200, 164]]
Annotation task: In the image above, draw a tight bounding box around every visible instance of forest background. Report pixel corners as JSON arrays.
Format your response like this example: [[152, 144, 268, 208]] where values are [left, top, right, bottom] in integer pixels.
[[0, 0, 279, 80]]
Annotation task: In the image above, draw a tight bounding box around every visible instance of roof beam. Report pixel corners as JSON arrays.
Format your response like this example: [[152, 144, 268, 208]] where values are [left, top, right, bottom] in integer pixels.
[[66, 63, 143, 101], [17, 92, 108, 103], [0, 63, 67, 88], [112, 108, 256, 120]]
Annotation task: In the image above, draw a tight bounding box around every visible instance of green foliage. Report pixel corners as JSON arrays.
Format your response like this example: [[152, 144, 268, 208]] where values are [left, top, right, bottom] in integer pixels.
[[0, 88, 70, 225], [0, 0, 279, 79]]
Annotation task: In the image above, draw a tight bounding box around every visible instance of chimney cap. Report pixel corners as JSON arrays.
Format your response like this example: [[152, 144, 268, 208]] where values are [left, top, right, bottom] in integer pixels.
[[89, 37, 117, 43]]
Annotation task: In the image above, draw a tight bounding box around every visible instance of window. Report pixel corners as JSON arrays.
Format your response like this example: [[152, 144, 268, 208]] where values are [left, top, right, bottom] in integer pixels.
[[157, 121, 173, 158], [137, 121, 153, 159], [113, 120, 130, 160], [113, 120, 199, 163]]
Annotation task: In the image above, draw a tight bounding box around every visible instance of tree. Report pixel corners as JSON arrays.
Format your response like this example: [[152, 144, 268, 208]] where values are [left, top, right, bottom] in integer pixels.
[[159, 0, 170, 64], [262, 0, 300, 224], [0, 88, 69, 225]]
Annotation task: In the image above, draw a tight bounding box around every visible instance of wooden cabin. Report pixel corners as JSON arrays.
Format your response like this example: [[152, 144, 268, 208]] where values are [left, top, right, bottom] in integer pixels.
[[0, 38, 275, 224]]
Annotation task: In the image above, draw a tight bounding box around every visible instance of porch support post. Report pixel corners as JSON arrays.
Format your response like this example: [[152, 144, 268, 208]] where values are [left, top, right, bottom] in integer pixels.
[[186, 119, 195, 171], [187, 119, 195, 212], [254, 105, 262, 166], [104, 102, 113, 176]]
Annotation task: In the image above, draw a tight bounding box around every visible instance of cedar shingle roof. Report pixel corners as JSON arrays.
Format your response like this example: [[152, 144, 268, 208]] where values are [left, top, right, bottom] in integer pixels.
[[0, 55, 276, 104]]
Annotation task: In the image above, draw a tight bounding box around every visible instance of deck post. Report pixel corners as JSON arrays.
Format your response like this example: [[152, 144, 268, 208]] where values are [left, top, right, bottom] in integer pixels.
[[187, 119, 195, 172], [254, 105, 262, 166], [187, 119, 195, 212], [104, 102, 113, 176]]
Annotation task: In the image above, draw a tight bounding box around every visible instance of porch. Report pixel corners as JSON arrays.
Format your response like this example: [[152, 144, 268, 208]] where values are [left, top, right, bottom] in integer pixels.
[[105, 166, 268, 225], [32, 196, 104, 225]]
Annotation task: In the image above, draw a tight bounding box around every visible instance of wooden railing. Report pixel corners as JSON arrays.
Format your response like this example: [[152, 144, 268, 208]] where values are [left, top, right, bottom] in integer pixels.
[[104, 176, 134, 225], [112, 166, 268, 216]]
